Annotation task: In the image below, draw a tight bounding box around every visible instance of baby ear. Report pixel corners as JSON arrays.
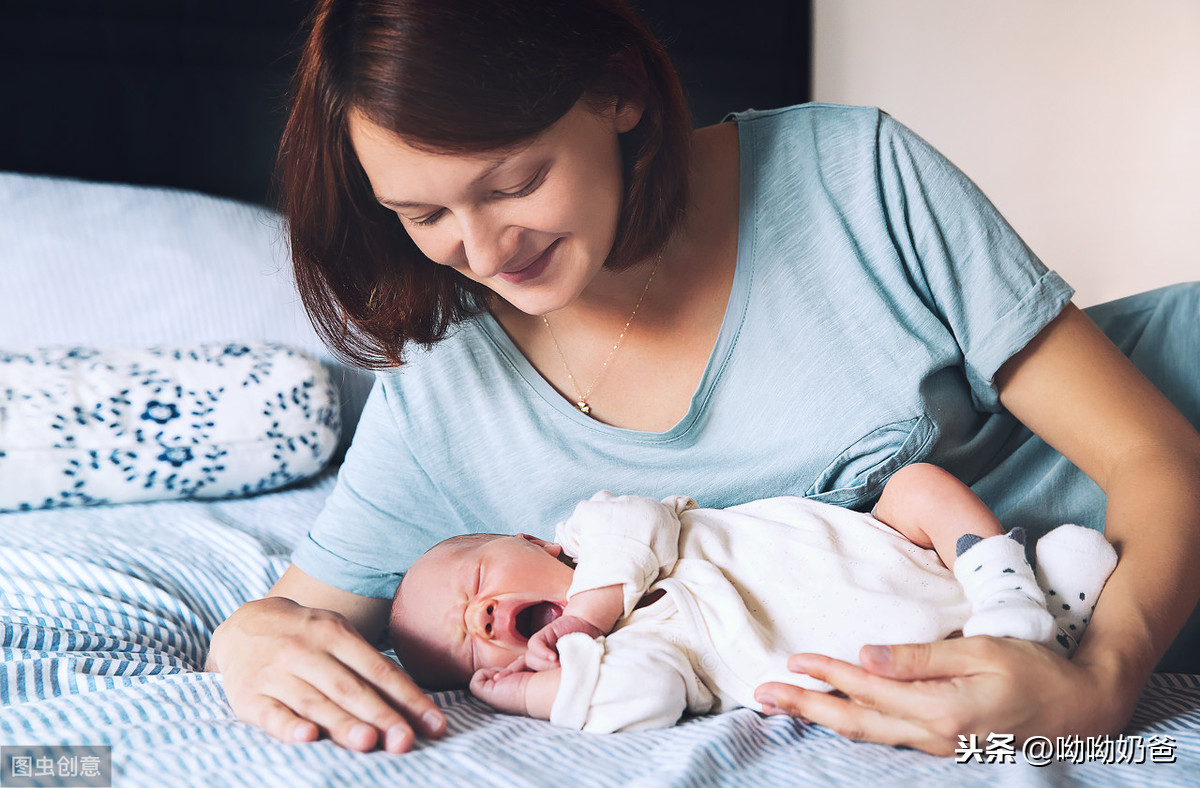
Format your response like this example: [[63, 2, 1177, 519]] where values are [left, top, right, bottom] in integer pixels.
[[517, 533, 563, 558]]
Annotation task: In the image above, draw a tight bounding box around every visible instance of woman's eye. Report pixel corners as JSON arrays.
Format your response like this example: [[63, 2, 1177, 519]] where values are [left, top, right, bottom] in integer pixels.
[[408, 209, 445, 227], [498, 170, 545, 199]]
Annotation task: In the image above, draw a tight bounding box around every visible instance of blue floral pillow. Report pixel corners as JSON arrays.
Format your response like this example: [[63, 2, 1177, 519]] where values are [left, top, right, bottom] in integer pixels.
[[0, 343, 341, 511]]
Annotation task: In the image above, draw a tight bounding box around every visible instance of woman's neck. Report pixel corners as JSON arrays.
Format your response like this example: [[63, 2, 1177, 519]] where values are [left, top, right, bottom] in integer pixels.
[[484, 119, 740, 431]]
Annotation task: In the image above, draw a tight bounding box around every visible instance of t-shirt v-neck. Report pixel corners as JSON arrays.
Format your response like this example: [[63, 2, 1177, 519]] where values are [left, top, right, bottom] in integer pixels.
[[473, 226, 754, 442]]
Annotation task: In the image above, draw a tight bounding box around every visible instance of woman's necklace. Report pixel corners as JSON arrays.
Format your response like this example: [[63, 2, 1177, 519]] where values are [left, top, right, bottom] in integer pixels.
[[542, 252, 662, 416]]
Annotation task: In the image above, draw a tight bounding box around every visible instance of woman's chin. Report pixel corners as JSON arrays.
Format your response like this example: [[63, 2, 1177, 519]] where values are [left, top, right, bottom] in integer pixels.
[[494, 288, 577, 319]]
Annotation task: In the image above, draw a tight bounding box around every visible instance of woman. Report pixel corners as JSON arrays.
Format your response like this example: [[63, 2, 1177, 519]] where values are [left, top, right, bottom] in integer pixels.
[[207, 0, 1200, 756]]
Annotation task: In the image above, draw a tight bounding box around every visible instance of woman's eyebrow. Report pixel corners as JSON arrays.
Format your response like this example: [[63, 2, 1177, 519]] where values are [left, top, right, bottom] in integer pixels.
[[375, 153, 525, 209], [378, 196, 429, 210]]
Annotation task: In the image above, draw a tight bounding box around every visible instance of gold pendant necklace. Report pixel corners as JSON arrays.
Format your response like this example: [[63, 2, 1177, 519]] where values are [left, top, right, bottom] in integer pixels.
[[542, 252, 662, 416]]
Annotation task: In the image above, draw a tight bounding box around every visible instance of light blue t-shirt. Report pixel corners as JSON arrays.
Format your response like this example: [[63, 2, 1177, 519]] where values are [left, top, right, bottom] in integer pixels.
[[293, 104, 1083, 598]]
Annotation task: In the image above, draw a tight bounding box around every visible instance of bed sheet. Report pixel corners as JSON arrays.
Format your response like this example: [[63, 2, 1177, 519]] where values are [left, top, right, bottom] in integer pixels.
[[2, 475, 1198, 788]]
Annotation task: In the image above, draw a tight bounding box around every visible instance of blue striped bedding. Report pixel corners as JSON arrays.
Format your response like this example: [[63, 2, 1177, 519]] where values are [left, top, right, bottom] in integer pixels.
[[2, 473, 1199, 787]]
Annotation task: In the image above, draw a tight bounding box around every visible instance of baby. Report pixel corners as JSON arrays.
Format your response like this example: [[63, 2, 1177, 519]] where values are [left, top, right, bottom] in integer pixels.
[[390, 464, 1117, 732]]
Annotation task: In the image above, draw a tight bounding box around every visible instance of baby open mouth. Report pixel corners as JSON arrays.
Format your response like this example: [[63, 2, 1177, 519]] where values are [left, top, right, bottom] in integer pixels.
[[515, 601, 563, 640]]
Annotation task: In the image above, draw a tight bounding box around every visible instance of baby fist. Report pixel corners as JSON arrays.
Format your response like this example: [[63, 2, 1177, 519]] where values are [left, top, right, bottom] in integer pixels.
[[470, 665, 533, 716], [525, 616, 604, 671]]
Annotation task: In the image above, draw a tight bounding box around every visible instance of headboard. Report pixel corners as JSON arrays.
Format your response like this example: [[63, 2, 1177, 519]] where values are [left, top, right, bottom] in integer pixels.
[[1, 0, 812, 206]]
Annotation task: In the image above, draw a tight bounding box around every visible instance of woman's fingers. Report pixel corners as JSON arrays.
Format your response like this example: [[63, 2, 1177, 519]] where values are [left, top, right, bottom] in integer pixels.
[[759, 638, 1086, 756], [255, 696, 319, 744], [780, 651, 959, 723], [755, 654, 953, 751], [754, 680, 946, 752], [299, 638, 445, 750], [217, 598, 445, 753], [250, 674, 382, 751], [350, 644, 447, 738], [852, 640, 985, 680], [263, 658, 428, 753]]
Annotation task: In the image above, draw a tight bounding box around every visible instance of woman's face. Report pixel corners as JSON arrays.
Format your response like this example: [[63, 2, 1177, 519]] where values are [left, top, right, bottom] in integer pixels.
[[348, 100, 642, 316]]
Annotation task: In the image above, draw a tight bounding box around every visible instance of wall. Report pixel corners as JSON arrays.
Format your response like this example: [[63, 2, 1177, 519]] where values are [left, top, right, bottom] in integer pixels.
[[812, 0, 1200, 306]]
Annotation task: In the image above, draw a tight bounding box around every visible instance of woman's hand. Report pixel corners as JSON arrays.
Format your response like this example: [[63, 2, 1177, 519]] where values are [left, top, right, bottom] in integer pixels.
[[754, 637, 1134, 757], [207, 596, 446, 754]]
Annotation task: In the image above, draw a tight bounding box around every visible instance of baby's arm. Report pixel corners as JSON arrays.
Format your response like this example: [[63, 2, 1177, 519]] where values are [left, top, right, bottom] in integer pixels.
[[873, 462, 1005, 570], [526, 492, 688, 669], [477, 627, 710, 732], [526, 585, 624, 670], [471, 660, 561, 720]]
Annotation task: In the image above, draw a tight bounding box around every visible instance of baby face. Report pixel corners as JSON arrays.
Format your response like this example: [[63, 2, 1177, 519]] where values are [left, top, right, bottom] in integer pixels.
[[390, 533, 573, 688]]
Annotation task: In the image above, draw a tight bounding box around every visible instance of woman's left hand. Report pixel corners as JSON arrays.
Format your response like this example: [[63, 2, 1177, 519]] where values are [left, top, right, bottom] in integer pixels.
[[754, 636, 1133, 757]]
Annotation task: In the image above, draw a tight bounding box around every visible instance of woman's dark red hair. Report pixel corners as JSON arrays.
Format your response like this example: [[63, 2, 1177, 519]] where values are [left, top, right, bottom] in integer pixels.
[[278, 0, 692, 368]]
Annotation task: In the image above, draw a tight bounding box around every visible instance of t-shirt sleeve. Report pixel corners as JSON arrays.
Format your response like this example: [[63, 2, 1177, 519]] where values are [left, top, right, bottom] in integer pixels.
[[290, 376, 466, 598], [875, 112, 1075, 411]]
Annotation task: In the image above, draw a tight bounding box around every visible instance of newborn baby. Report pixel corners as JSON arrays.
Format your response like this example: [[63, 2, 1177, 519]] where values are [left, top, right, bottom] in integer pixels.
[[390, 464, 1117, 732]]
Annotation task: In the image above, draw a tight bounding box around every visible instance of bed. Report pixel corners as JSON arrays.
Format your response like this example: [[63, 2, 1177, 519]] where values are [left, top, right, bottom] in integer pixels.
[[4, 4, 1200, 788], [4, 158, 1200, 788]]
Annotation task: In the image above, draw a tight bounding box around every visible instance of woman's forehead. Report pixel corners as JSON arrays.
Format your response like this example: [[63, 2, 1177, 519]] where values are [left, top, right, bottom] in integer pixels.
[[349, 109, 536, 174]]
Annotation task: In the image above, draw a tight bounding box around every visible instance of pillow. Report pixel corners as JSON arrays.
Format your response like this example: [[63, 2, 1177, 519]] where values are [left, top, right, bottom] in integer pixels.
[[0, 342, 341, 512], [0, 172, 374, 456]]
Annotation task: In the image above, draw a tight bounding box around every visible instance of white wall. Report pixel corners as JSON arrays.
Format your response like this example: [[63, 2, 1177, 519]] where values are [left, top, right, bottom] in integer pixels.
[[812, 0, 1200, 306]]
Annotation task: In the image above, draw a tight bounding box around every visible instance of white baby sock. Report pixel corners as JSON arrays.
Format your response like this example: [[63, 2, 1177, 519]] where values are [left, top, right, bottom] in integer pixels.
[[954, 529, 1054, 642], [1034, 524, 1118, 657]]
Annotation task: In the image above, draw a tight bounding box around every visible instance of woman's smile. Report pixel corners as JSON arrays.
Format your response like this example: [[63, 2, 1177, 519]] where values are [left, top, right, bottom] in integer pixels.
[[498, 238, 562, 285]]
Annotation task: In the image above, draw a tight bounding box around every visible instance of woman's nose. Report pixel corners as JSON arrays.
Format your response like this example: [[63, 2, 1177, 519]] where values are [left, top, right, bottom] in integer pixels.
[[467, 597, 497, 639], [458, 214, 517, 278]]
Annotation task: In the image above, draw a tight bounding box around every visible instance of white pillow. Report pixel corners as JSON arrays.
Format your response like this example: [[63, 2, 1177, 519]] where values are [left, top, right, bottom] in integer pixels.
[[0, 343, 340, 512], [0, 172, 373, 455]]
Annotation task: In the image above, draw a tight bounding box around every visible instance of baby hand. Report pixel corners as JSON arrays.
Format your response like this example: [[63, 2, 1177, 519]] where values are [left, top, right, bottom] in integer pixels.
[[525, 615, 604, 671], [470, 663, 533, 717]]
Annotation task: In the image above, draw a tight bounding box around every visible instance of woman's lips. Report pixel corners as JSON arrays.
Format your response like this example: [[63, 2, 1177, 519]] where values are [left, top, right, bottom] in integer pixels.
[[497, 239, 560, 285]]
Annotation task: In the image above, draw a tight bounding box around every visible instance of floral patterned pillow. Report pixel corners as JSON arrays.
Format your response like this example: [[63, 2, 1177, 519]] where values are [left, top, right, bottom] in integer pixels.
[[0, 343, 341, 511]]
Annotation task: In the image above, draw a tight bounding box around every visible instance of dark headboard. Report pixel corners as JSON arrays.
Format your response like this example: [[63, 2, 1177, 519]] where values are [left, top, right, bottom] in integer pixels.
[[1, 0, 810, 206]]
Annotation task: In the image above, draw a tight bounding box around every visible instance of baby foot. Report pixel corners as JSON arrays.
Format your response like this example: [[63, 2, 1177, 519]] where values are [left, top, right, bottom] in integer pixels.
[[955, 529, 1054, 642], [1035, 524, 1117, 657]]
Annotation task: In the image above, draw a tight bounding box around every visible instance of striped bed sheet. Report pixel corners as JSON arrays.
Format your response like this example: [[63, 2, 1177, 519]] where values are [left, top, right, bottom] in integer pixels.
[[2, 473, 1198, 787]]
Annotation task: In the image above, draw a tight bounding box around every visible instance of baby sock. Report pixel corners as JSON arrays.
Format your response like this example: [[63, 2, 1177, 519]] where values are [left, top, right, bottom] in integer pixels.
[[1034, 524, 1118, 657], [954, 528, 1054, 642]]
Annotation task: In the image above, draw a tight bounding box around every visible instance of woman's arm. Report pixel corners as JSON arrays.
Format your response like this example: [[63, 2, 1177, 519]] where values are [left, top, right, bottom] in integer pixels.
[[206, 564, 446, 753], [990, 303, 1200, 697], [756, 304, 1200, 754]]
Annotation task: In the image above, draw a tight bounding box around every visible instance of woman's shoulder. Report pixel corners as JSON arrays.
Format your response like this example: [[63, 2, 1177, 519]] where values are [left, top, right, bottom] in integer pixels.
[[727, 102, 887, 138], [728, 102, 901, 185], [372, 316, 507, 398]]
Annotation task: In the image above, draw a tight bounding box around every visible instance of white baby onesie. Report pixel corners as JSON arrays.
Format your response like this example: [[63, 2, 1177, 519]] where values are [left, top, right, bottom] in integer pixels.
[[548, 492, 975, 733]]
